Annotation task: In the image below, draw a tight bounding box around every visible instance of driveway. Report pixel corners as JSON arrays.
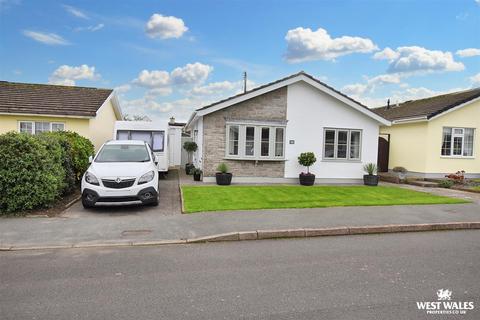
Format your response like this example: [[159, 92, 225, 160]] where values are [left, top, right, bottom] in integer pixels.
[[64, 169, 182, 218]]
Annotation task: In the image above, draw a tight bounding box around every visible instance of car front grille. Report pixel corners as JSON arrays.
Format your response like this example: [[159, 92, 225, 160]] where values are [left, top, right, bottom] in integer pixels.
[[102, 178, 136, 189]]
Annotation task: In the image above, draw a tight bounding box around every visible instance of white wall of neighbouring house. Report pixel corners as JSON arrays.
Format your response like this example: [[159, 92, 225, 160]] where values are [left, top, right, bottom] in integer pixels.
[[167, 125, 183, 167], [285, 81, 381, 180]]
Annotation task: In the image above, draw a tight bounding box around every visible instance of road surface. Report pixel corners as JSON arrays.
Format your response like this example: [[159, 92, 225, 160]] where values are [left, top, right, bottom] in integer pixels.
[[1, 231, 479, 319]]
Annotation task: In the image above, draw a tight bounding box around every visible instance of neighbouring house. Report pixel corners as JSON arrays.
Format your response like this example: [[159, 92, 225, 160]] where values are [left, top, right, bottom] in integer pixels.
[[373, 88, 480, 178], [0, 81, 123, 150], [186, 71, 391, 183]]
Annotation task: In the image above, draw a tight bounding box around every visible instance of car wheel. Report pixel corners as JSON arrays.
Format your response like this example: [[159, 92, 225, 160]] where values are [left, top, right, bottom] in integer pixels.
[[148, 195, 159, 206], [82, 199, 94, 209]]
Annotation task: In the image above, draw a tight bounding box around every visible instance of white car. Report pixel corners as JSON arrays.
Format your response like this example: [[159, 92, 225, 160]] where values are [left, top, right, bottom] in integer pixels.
[[81, 140, 159, 208]]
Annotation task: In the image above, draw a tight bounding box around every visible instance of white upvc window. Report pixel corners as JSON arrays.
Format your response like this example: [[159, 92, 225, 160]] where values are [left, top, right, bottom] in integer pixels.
[[441, 127, 475, 157], [18, 121, 65, 134], [225, 123, 286, 160], [323, 128, 362, 161]]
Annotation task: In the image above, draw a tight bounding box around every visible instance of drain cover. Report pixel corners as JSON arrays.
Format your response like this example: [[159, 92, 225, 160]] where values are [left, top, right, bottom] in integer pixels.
[[121, 229, 152, 237]]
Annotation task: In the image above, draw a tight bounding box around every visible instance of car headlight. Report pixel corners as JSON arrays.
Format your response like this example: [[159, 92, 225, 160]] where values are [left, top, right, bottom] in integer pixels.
[[85, 171, 99, 185], [138, 170, 155, 185]]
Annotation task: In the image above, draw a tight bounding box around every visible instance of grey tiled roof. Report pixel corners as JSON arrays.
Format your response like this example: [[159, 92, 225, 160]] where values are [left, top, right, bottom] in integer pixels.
[[372, 88, 480, 121], [0, 81, 113, 117]]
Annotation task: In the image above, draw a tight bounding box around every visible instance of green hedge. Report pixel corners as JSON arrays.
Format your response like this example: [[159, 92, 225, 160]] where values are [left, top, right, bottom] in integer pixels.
[[0, 131, 95, 214]]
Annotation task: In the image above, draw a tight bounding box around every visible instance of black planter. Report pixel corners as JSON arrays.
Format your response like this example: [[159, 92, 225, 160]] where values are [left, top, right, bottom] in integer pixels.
[[185, 163, 194, 175], [193, 172, 201, 181], [363, 174, 379, 186], [216, 173, 232, 185], [299, 173, 315, 186]]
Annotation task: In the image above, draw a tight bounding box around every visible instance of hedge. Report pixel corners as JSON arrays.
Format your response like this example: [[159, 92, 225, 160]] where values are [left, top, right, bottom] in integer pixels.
[[0, 131, 95, 214]]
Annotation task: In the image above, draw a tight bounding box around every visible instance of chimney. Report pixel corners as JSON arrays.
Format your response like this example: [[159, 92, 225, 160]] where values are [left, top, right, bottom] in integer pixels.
[[386, 99, 390, 109], [243, 71, 247, 93], [169, 116, 175, 125]]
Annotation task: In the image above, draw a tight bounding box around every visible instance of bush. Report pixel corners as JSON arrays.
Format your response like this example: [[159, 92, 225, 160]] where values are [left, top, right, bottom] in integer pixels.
[[216, 163, 229, 173], [55, 131, 94, 181], [0, 132, 65, 213], [298, 152, 317, 174], [42, 132, 76, 194], [439, 179, 454, 189]]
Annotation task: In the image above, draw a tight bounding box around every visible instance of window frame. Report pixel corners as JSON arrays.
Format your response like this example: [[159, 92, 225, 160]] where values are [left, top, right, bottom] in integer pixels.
[[440, 126, 475, 158], [115, 130, 165, 152], [322, 128, 362, 161], [225, 123, 286, 161], [18, 121, 66, 134]]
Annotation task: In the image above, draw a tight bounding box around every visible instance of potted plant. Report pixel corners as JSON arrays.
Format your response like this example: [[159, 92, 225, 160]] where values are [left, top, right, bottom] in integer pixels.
[[215, 163, 232, 185], [298, 152, 317, 186], [183, 141, 198, 175], [392, 166, 407, 181], [363, 163, 379, 186], [193, 168, 202, 181]]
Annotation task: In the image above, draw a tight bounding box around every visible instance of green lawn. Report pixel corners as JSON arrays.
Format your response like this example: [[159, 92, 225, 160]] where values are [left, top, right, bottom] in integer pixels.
[[181, 185, 468, 213]]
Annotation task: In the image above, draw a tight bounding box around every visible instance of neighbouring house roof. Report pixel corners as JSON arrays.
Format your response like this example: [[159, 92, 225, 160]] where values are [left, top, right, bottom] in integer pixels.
[[372, 87, 480, 122], [0, 81, 119, 118], [186, 71, 391, 128]]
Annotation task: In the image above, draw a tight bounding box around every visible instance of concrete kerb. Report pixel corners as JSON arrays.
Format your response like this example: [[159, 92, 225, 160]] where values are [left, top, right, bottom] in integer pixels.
[[1, 222, 479, 251]]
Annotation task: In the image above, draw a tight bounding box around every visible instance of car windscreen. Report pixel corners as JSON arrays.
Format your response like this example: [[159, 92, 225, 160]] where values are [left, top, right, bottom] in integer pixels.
[[95, 144, 150, 162]]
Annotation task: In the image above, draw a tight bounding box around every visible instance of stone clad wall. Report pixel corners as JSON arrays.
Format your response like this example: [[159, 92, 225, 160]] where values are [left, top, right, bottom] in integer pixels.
[[202, 87, 287, 177]]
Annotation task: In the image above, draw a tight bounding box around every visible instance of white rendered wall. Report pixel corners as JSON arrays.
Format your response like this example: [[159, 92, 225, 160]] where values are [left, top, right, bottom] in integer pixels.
[[167, 126, 183, 166], [285, 82, 380, 179]]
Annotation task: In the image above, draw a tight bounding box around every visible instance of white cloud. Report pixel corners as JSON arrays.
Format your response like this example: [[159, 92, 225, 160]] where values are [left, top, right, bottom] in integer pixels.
[[74, 23, 104, 32], [132, 62, 213, 90], [284, 27, 377, 62], [48, 64, 99, 86], [374, 46, 464, 74], [114, 84, 131, 94], [170, 63, 213, 85], [22, 30, 69, 45], [456, 48, 480, 58], [373, 47, 399, 61], [342, 74, 401, 95], [133, 70, 170, 88], [470, 73, 480, 86], [146, 87, 173, 98], [145, 13, 188, 39], [63, 5, 89, 19]]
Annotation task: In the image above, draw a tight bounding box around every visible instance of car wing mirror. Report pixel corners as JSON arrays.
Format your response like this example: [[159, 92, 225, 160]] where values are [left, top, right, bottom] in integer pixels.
[[154, 155, 159, 165], [88, 155, 93, 163]]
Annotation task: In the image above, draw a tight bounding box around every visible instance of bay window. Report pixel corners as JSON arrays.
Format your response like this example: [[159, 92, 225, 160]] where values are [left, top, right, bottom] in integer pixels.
[[19, 121, 65, 134], [225, 123, 286, 160], [441, 127, 474, 157], [323, 128, 362, 161]]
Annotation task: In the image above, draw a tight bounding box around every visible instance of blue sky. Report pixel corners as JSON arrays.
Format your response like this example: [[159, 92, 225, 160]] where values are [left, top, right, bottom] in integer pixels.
[[1, 0, 479, 122]]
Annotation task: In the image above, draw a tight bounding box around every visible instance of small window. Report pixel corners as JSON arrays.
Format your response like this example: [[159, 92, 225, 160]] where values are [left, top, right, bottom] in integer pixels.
[[275, 128, 284, 157], [152, 131, 165, 152], [324, 128, 362, 161], [441, 127, 475, 157], [51, 123, 65, 132], [228, 125, 239, 156], [261, 128, 270, 157], [245, 126, 255, 156], [19, 121, 33, 134], [117, 130, 129, 140]]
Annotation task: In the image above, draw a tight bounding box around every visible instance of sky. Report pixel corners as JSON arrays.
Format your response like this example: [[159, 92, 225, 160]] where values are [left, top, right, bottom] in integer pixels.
[[1, 0, 479, 123]]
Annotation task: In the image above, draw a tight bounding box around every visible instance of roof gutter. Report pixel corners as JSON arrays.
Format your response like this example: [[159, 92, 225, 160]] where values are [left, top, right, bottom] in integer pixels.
[[391, 116, 428, 124]]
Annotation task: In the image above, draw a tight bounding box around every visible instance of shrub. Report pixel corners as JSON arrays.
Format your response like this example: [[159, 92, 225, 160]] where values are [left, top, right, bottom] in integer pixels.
[[183, 141, 198, 164], [216, 163, 229, 173], [298, 152, 317, 174], [363, 163, 378, 175], [445, 170, 465, 184], [0, 132, 65, 214], [439, 179, 454, 189]]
